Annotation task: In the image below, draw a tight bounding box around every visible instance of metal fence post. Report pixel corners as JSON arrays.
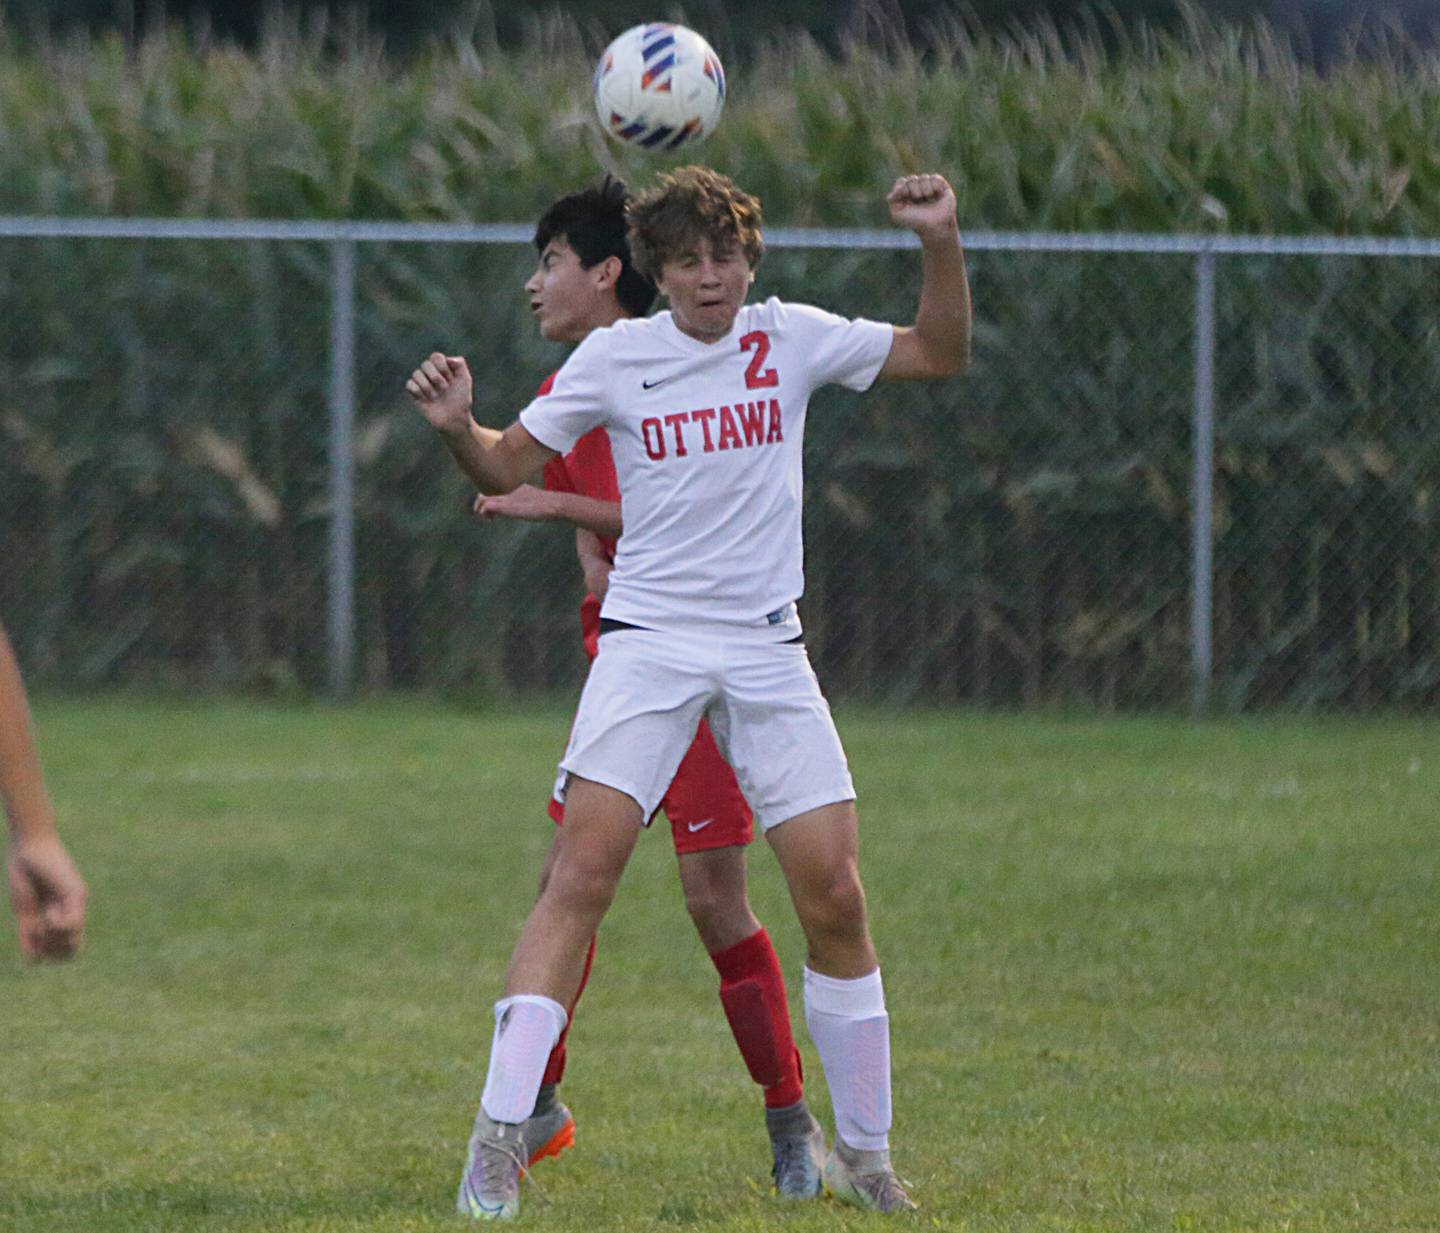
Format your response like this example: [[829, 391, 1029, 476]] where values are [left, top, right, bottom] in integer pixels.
[[1190, 248, 1217, 715], [327, 238, 357, 698]]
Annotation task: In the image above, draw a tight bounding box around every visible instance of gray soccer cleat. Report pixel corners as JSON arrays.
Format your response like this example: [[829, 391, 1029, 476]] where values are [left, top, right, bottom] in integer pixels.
[[822, 1139, 918, 1213], [520, 1101, 575, 1167], [456, 1110, 528, 1221], [767, 1106, 826, 1199]]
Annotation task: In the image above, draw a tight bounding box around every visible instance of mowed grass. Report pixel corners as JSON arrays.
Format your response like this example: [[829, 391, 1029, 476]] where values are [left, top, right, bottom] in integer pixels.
[[4, 698, 1437, 1233]]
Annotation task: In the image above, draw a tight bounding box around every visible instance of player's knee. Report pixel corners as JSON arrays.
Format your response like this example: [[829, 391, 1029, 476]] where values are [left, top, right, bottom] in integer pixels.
[[678, 847, 748, 928], [545, 852, 622, 922], [801, 868, 869, 940], [682, 879, 746, 938], [680, 877, 718, 927]]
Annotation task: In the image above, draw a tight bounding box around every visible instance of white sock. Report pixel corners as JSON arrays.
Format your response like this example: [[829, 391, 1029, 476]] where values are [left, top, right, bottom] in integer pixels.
[[479, 995, 568, 1124], [803, 966, 892, 1153]]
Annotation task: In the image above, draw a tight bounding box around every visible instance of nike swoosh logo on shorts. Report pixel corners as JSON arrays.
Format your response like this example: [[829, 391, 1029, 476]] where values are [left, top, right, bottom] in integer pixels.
[[687, 818, 715, 832]]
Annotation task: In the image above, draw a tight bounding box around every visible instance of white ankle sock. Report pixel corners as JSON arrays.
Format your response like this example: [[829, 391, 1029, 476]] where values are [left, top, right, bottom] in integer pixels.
[[479, 995, 568, 1124], [803, 967, 892, 1153]]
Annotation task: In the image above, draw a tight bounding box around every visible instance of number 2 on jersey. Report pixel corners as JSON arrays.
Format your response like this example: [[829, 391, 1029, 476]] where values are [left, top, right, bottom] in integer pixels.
[[740, 330, 779, 389]]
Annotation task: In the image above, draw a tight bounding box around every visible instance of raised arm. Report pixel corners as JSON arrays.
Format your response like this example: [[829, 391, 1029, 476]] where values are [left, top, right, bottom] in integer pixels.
[[406, 353, 556, 493], [2, 621, 86, 961], [878, 174, 972, 381]]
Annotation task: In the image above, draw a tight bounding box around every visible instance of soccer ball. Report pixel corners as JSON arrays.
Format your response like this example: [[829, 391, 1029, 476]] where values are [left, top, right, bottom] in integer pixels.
[[593, 23, 726, 151]]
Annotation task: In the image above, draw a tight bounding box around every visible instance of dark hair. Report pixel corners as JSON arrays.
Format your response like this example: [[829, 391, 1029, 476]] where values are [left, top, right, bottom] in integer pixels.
[[532, 175, 657, 318], [626, 165, 765, 283]]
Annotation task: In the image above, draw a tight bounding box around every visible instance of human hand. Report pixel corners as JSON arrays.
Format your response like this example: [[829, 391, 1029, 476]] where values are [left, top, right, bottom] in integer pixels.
[[887, 174, 958, 243], [576, 528, 614, 600], [583, 560, 612, 601], [7, 833, 86, 961], [472, 484, 557, 522], [405, 352, 475, 436]]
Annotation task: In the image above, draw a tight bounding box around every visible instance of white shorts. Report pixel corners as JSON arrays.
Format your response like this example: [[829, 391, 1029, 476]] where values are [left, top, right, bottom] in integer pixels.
[[557, 627, 855, 831]]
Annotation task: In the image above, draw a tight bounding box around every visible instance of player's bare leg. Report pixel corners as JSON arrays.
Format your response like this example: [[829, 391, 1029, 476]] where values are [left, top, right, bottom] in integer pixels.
[[506, 777, 642, 1000], [676, 845, 760, 953], [766, 802, 917, 1213], [765, 802, 875, 976], [459, 778, 641, 1220], [677, 845, 824, 1197]]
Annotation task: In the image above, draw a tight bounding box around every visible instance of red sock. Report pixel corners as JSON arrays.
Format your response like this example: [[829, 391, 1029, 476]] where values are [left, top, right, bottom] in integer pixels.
[[541, 934, 597, 1086], [712, 928, 804, 1108]]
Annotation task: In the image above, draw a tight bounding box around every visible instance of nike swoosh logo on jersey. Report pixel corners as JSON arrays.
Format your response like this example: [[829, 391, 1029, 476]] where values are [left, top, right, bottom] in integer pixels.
[[642, 375, 678, 389], [686, 818, 715, 833]]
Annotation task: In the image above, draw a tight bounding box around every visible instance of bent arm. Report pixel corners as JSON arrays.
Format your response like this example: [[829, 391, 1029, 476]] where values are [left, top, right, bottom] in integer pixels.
[[878, 174, 972, 381], [438, 418, 556, 495], [473, 486, 622, 539], [406, 352, 556, 493], [575, 529, 615, 601], [556, 494, 622, 539], [879, 235, 971, 380]]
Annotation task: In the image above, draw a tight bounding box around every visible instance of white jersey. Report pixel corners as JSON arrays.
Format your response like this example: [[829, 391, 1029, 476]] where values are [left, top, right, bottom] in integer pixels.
[[519, 297, 893, 637]]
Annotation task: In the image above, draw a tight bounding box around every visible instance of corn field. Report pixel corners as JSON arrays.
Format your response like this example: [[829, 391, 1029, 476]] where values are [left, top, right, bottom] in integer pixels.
[[1, 19, 1438, 708]]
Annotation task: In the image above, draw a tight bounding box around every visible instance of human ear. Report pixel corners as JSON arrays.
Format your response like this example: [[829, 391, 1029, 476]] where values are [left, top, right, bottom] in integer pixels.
[[595, 255, 622, 290]]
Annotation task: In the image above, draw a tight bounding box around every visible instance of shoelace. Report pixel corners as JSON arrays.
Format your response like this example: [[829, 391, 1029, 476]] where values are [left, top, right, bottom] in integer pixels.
[[507, 1141, 551, 1210], [468, 1132, 552, 1212]]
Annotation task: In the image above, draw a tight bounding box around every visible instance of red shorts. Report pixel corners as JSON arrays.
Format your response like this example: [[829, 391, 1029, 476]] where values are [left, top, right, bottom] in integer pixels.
[[548, 714, 754, 854]]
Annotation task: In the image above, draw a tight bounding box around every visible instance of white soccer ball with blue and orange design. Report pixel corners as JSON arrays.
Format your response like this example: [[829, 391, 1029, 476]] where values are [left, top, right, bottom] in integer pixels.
[[593, 23, 725, 152]]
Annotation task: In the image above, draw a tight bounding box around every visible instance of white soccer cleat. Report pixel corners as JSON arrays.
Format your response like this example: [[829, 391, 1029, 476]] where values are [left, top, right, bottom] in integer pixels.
[[456, 1111, 527, 1221], [822, 1140, 918, 1213]]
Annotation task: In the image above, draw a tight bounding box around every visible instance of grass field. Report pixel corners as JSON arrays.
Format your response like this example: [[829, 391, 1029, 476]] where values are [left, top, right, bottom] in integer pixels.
[[4, 699, 1437, 1232]]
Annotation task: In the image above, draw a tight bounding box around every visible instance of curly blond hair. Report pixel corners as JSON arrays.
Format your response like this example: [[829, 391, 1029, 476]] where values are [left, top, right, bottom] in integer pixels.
[[625, 165, 765, 282]]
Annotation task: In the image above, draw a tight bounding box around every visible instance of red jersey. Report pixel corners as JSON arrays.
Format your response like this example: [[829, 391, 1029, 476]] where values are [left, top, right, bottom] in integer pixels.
[[538, 371, 620, 659]]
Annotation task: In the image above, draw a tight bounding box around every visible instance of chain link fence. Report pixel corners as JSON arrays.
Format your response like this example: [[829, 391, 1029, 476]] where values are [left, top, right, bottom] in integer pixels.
[[2, 219, 1437, 711]]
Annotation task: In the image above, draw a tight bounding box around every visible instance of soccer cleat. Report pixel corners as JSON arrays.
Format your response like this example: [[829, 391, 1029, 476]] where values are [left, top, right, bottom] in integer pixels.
[[768, 1108, 825, 1199], [521, 1101, 576, 1167], [822, 1140, 918, 1214], [456, 1110, 528, 1221]]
